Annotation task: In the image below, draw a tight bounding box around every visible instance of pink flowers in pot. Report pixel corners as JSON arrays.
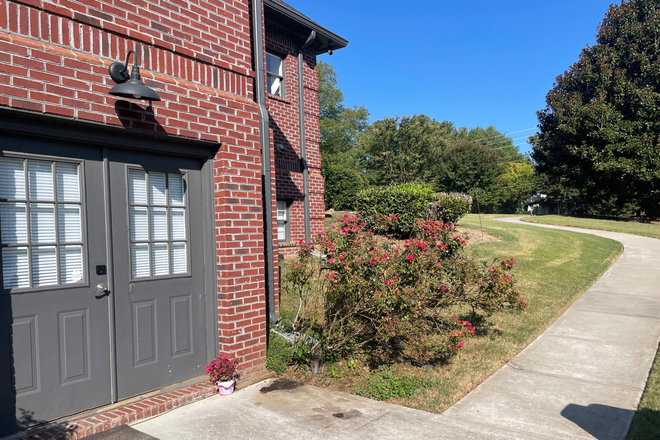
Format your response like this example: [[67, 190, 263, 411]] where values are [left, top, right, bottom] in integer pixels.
[[205, 354, 239, 383]]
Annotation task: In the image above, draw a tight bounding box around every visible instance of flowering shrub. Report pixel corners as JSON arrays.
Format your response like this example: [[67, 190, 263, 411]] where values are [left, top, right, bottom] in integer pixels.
[[205, 355, 239, 382], [284, 214, 527, 366]]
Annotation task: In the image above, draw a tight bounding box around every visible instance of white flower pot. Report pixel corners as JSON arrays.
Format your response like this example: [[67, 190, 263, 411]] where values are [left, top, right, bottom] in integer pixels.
[[216, 379, 235, 395]]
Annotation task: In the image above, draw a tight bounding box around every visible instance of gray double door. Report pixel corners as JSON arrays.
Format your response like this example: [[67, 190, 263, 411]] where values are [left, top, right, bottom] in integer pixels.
[[0, 135, 209, 433]]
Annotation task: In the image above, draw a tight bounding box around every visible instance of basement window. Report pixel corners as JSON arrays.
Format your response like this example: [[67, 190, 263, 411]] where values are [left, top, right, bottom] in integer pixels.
[[266, 51, 285, 98]]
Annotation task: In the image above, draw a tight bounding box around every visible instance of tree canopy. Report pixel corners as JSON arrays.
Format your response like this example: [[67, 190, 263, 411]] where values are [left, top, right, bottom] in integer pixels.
[[435, 141, 504, 193], [357, 115, 452, 186], [317, 60, 534, 213], [452, 125, 528, 164], [531, 0, 660, 216], [317, 61, 370, 209]]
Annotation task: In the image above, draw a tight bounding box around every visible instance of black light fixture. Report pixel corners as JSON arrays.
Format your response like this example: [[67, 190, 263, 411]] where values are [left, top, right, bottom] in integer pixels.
[[108, 50, 161, 101], [327, 42, 334, 56]]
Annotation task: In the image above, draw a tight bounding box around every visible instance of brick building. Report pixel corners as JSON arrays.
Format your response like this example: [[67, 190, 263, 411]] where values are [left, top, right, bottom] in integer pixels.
[[0, 0, 346, 435]]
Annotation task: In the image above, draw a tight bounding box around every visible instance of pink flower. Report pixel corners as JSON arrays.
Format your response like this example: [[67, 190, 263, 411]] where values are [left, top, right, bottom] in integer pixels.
[[329, 246, 335, 251], [407, 255, 414, 261], [328, 258, 335, 264], [344, 265, 349, 270], [357, 258, 361, 262], [458, 342, 464, 348]]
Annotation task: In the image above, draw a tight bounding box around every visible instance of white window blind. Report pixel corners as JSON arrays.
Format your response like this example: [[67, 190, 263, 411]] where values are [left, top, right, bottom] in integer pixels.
[[128, 169, 188, 278], [277, 201, 288, 242], [266, 52, 285, 97], [0, 158, 83, 290]]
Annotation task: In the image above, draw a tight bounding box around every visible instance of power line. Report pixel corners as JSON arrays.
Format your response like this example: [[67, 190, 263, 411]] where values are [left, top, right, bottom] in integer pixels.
[[462, 127, 537, 143], [492, 142, 530, 150], [488, 180, 547, 190], [479, 135, 534, 147]]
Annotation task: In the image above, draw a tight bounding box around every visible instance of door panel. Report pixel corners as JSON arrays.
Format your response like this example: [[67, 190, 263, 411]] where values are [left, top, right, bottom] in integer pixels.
[[108, 149, 207, 399], [0, 137, 112, 433]]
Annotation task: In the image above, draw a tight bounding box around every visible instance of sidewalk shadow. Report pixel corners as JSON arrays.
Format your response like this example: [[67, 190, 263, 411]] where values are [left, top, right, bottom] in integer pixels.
[[561, 403, 635, 440]]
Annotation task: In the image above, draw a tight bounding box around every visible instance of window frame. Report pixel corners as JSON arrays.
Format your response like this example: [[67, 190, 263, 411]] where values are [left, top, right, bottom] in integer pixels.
[[276, 200, 290, 243], [0, 154, 89, 294], [266, 50, 286, 98], [125, 166, 192, 282]]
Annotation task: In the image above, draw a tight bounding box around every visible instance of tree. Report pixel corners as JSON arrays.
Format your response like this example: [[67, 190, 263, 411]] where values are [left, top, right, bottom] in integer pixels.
[[317, 61, 370, 209], [435, 141, 503, 193], [531, 0, 660, 217], [358, 115, 451, 186], [479, 162, 538, 213], [453, 125, 528, 163]]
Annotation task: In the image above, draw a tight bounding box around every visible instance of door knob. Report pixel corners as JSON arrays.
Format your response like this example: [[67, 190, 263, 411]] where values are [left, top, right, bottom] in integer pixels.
[[97, 283, 109, 293]]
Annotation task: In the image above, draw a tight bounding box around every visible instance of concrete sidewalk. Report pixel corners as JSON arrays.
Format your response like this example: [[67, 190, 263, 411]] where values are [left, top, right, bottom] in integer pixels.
[[133, 218, 660, 439]]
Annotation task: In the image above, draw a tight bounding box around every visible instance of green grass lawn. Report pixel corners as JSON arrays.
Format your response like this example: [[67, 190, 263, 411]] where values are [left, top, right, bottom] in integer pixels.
[[514, 214, 660, 439], [521, 214, 660, 239], [274, 214, 622, 413]]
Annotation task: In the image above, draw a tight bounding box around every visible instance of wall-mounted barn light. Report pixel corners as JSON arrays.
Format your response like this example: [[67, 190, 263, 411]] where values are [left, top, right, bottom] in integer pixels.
[[108, 50, 161, 101]]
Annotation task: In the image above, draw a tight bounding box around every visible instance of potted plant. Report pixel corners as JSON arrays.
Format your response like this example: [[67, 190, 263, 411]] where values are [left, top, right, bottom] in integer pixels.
[[205, 354, 239, 395]]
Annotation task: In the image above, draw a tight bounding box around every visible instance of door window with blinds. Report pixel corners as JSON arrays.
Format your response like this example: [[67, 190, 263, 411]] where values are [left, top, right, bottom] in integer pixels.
[[0, 157, 84, 290], [128, 169, 188, 279]]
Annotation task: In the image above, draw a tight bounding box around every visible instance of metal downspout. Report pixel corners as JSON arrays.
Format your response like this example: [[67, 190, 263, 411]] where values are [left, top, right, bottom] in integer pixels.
[[299, 31, 316, 245], [251, 0, 278, 324]]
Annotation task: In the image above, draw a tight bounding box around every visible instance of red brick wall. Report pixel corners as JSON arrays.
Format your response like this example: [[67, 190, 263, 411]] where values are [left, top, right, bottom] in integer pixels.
[[265, 29, 325, 258], [0, 0, 268, 379]]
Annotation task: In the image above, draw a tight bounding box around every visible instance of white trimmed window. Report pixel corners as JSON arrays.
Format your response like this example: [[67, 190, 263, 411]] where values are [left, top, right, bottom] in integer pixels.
[[128, 169, 188, 278], [0, 158, 83, 290], [266, 51, 285, 97], [277, 200, 289, 242]]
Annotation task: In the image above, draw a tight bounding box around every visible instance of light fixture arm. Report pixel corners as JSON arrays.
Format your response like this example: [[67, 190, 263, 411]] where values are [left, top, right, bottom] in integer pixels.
[[109, 50, 139, 84], [107, 48, 160, 101]]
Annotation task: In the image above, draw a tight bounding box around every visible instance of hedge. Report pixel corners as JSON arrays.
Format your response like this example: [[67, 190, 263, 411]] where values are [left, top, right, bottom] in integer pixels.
[[354, 182, 436, 238]]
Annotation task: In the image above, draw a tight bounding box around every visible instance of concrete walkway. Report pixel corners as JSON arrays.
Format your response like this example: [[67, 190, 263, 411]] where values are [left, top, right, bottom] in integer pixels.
[[133, 218, 660, 440]]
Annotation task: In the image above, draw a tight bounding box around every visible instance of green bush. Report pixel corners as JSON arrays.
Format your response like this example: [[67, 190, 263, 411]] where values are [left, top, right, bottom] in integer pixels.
[[428, 192, 472, 224], [354, 182, 436, 238], [266, 331, 292, 374], [355, 366, 434, 401], [322, 156, 370, 211]]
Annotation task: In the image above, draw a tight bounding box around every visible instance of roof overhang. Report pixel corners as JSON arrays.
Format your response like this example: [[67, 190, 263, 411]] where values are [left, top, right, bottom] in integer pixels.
[[263, 0, 348, 55]]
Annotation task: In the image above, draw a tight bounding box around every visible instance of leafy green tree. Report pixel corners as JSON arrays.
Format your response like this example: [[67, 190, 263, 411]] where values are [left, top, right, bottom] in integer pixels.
[[453, 125, 528, 163], [479, 162, 538, 213], [317, 61, 370, 209], [435, 141, 503, 193], [531, 0, 660, 217], [358, 115, 451, 186]]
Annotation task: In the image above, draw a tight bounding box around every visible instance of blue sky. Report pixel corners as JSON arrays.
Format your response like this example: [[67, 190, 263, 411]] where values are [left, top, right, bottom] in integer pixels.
[[285, 0, 616, 153]]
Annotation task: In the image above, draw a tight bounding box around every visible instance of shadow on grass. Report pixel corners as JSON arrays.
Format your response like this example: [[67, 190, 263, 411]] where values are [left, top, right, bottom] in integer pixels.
[[626, 408, 660, 440], [561, 403, 660, 440]]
